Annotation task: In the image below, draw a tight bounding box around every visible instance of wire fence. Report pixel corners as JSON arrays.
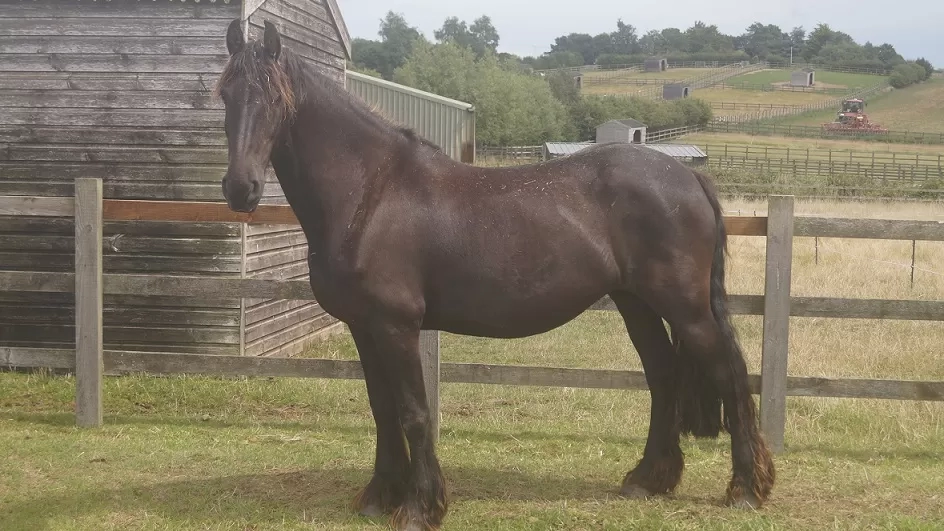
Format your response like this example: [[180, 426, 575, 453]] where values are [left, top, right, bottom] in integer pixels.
[[704, 121, 944, 145], [707, 81, 853, 94]]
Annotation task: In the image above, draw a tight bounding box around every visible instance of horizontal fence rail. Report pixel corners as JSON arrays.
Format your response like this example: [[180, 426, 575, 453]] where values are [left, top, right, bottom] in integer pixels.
[[705, 121, 944, 146], [2, 183, 944, 454]]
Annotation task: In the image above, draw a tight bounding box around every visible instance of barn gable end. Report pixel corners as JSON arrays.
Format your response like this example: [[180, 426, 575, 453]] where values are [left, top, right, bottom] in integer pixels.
[[0, 0, 351, 358]]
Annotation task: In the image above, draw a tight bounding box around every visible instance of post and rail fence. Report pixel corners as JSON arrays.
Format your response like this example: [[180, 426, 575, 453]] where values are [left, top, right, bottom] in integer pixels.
[[2, 180, 944, 452]]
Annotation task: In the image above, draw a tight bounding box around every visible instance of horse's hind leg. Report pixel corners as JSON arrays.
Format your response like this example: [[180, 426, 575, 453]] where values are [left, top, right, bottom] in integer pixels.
[[609, 291, 684, 498], [670, 305, 775, 508]]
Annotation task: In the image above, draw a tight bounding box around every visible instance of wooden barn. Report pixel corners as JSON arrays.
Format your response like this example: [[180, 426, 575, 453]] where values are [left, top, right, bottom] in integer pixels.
[[0, 0, 354, 357]]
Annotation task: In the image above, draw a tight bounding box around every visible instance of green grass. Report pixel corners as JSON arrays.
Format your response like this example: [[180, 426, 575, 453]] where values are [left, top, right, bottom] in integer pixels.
[[724, 69, 887, 89], [692, 88, 831, 106], [2, 366, 943, 530], [779, 80, 944, 133], [3, 199, 944, 530]]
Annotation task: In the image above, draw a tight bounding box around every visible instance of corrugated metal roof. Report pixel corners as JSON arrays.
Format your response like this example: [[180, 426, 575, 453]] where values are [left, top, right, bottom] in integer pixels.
[[346, 71, 475, 111], [616, 118, 647, 128], [544, 142, 593, 156], [543, 142, 707, 159], [642, 143, 708, 159]]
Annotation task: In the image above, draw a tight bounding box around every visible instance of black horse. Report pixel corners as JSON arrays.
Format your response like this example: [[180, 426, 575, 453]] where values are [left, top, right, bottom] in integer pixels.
[[216, 20, 774, 531]]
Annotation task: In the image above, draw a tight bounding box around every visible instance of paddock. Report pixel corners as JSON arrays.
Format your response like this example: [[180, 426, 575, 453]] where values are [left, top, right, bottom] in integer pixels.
[[2, 187, 944, 528], [2, 185, 942, 450]]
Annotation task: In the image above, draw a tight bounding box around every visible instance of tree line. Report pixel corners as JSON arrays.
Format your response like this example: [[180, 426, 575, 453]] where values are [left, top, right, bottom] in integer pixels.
[[350, 12, 934, 146]]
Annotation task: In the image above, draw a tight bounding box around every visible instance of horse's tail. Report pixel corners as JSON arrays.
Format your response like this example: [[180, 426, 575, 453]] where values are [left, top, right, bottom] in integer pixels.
[[672, 169, 738, 438]]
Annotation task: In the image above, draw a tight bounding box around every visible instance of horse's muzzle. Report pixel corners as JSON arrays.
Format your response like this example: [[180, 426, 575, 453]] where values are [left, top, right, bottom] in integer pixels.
[[222, 174, 263, 213]]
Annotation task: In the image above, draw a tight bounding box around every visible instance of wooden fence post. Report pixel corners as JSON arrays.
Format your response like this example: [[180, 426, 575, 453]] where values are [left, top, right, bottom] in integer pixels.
[[74, 178, 104, 428], [760, 195, 794, 453], [420, 330, 441, 444]]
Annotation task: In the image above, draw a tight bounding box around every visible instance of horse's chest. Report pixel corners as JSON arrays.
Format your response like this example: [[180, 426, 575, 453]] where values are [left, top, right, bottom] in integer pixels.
[[305, 253, 367, 322]]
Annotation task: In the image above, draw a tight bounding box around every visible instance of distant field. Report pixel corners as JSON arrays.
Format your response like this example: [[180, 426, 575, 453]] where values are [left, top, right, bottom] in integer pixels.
[[779, 80, 944, 133], [583, 67, 709, 81], [580, 68, 717, 95], [680, 131, 944, 155], [724, 69, 888, 89], [692, 88, 831, 105]]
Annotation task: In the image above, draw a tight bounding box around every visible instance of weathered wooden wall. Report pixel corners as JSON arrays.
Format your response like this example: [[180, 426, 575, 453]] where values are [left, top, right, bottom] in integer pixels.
[[0, 0, 350, 356], [240, 0, 350, 357]]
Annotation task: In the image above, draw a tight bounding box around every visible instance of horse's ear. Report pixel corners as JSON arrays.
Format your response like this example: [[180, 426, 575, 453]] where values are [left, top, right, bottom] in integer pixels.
[[263, 20, 281, 61], [226, 19, 244, 56]]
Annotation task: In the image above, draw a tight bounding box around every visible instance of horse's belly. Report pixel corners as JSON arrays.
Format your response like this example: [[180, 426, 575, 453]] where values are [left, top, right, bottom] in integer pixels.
[[423, 263, 616, 338]]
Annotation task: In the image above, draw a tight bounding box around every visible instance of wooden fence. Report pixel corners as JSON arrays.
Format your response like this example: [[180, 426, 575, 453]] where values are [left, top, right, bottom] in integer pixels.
[[3, 182, 944, 453], [712, 83, 889, 124], [705, 121, 944, 145], [709, 81, 852, 94]]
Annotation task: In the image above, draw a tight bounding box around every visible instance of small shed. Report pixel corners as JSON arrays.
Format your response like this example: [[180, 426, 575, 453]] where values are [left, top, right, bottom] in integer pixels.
[[596, 119, 647, 144], [644, 57, 668, 72], [663, 83, 691, 100], [0, 0, 354, 358], [791, 69, 815, 87]]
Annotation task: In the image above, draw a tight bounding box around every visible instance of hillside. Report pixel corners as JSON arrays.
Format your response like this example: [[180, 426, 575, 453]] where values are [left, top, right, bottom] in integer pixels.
[[580, 67, 714, 95], [723, 69, 887, 89], [778, 79, 944, 133]]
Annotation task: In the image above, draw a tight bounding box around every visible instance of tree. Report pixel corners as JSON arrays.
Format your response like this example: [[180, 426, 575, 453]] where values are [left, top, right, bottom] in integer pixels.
[[394, 42, 571, 145], [915, 57, 934, 80], [434, 15, 499, 58], [351, 11, 426, 80], [611, 19, 639, 55]]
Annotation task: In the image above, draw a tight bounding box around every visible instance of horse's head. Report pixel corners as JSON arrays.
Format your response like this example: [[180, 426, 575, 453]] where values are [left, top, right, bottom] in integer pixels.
[[216, 19, 297, 212]]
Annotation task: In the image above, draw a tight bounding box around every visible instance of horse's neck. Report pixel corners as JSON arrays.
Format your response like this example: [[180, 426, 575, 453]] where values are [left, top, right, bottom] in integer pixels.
[[271, 78, 400, 255]]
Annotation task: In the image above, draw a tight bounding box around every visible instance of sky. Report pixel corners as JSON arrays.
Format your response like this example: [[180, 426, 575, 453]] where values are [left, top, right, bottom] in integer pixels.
[[338, 0, 944, 66]]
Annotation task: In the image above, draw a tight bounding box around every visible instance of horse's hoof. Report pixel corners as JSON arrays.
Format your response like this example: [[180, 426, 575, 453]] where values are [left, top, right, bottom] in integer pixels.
[[620, 484, 654, 499], [358, 503, 384, 518], [727, 492, 762, 510]]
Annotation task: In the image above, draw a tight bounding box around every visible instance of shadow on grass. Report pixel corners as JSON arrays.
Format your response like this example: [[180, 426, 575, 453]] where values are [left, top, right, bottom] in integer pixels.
[[0, 464, 639, 530]]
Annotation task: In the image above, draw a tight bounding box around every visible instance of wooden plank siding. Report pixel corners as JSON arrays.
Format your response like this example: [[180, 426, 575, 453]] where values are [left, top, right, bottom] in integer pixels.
[[0, 0, 351, 357], [239, 0, 350, 356]]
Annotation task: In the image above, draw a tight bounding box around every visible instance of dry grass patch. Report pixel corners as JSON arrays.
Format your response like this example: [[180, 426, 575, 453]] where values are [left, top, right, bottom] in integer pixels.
[[692, 88, 831, 106]]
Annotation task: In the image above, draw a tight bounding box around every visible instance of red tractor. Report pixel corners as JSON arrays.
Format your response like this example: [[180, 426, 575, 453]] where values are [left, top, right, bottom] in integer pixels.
[[822, 98, 889, 135]]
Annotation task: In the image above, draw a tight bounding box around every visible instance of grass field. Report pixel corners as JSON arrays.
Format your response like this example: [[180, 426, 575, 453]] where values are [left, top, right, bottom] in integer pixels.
[[779, 79, 944, 133], [691, 88, 832, 106], [2, 199, 944, 530], [583, 68, 711, 82], [581, 68, 719, 95], [723, 69, 888, 89]]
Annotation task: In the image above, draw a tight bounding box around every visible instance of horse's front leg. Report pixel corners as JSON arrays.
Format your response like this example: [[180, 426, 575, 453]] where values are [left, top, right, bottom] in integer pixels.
[[349, 325, 411, 517], [370, 317, 447, 531]]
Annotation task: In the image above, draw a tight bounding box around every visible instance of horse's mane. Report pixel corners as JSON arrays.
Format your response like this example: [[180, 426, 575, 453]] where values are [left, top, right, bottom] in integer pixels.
[[215, 41, 440, 155]]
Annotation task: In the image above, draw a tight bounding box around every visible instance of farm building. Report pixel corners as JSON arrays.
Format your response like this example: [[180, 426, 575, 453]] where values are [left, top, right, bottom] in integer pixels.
[[644, 57, 668, 72], [0, 0, 474, 358], [596, 119, 647, 144], [791, 69, 815, 87], [345, 71, 476, 163], [543, 141, 707, 165], [663, 83, 691, 100]]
